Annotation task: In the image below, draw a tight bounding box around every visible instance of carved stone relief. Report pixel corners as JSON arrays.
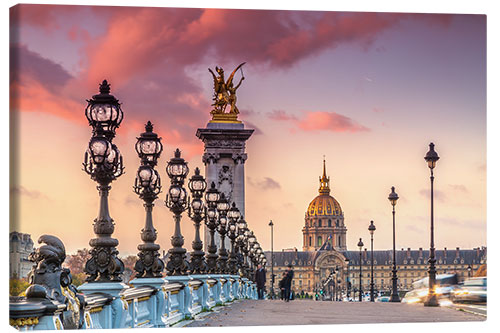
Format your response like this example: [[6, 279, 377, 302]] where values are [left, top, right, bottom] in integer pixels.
[[218, 165, 233, 202]]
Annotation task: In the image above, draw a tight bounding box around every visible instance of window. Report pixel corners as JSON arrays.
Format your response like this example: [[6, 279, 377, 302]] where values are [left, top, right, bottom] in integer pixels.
[[309, 237, 312, 246], [336, 219, 339, 227], [318, 236, 322, 247], [328, 219, 332, 227], [318, 219, 322, 227], [338, 236, 341, 246]]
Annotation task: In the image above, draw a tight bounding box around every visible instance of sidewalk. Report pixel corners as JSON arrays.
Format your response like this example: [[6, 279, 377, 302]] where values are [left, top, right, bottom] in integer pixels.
[[187, 299, 485, 327]]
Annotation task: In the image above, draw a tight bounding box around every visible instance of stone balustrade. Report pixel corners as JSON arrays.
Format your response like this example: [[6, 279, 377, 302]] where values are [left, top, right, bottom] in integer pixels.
[[9, 275, 258, 330]]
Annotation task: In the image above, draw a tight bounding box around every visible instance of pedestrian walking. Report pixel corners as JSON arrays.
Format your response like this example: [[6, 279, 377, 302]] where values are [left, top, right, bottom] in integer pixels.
[[283, 264, 294, 302], [254, 264, 266, 299], [278, 272, 286, 300]]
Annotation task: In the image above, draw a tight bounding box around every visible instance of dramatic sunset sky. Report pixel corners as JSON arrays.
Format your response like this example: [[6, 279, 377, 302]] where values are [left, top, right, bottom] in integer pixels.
[[9, 4, 486, 255]]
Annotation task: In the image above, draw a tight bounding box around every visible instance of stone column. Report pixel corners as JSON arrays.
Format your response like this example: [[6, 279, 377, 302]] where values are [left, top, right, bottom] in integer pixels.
[[197, 122, 253, 252]]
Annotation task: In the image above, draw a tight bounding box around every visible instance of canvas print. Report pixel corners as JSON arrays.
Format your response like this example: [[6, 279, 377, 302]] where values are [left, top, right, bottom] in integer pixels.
[[9, 4, 486, 330]]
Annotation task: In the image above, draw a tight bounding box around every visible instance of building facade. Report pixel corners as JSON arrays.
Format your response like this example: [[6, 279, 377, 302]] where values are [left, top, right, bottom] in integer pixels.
[[265, 161, 487, 296], [9, 231, 34, 279]]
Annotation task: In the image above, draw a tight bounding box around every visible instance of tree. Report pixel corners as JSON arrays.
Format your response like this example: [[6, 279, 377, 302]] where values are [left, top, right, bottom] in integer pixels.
[[63, 248, 91, 275], [10, 277, 30, 296]]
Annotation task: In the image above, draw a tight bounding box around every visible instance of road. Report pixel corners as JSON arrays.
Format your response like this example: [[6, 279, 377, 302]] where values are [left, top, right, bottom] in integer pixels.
[[448, 303, 487, 317], [186, 299, 485, 327]]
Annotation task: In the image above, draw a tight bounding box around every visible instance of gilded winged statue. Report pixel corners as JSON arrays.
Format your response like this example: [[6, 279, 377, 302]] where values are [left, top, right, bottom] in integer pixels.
[[209, 62, 245, 114]]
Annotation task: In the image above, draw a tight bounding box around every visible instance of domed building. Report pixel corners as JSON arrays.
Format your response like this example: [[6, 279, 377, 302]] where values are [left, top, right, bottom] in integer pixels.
[[264, 158, 486, 298], [302, 159, 347, 251]]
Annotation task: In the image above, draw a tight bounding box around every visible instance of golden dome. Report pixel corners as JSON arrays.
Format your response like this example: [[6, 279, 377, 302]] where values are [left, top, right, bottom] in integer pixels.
[[306, 158, 343, 217], [307, 194, 343, 217]]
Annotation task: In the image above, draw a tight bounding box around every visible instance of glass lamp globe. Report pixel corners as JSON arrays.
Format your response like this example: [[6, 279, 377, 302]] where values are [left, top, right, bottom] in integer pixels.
[[85, 80, 123, 135], [89, 136, 110, 164], [166, 148, 189, 180], [135, 121, 162, 165], [205, 182, 220, 206]]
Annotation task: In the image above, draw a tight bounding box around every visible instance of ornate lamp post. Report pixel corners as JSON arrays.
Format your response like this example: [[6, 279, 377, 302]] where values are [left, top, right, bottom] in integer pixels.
[[357, 238, 364, 302], [227, 203, 241, 274], [188, 167, 207, 274], [337, 279, 341, 301], [467, 265, 472, 278], [165, 149, 189, 275], [204, 182, 220, 274], [216, 193, 231, 273], [236, 222, 249, 277], [269, 220, 275, 298], [345, 258, 350, 299], [368, 220, 376, 302], [424, 142, 440, 307], [133, 121, 164, 278], [247, 233, 257, 278], [388, 186, 401, 302], [83, 80, 125, 283]]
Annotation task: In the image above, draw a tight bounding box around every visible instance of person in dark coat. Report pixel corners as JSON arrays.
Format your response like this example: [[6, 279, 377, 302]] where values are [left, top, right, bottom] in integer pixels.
[[283, 264, 294, 302], [278, 272, 287, 300], [254, 264, 266, 299]]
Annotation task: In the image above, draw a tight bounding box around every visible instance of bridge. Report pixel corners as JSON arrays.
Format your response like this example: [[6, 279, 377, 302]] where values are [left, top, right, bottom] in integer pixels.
[[10, 273, 258, 329]]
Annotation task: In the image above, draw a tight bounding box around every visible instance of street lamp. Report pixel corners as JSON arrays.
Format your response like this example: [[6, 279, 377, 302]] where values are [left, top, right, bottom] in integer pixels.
[[269, 220, 275, 299], [388, 186, 401, 302], [236, 218, 247, 276], [424, 142, 440, 307], [368, 220, 376, 302], [467, 265, 472, 278], [357, 238, 364, 302], [345, 258, 350, 300], [188, 167, 207, 274], [227, 202, 241, 274], [133, 121, 164, 278], [165, 149, 189, 275], [84, 80, 123, 140], [204, 182, 220, 273], [82, 81, 125, 283], [216, 193, 231, 273]]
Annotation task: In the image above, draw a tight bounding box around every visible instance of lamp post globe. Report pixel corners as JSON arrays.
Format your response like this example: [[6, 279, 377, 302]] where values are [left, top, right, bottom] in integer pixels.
[[357, 238, 364, 302], [85, 80, 123, 140], [388, 186, 401, 302], [135, 121, 162, 166], [368, 220, 376, 302], [424, 142, 440, 307]]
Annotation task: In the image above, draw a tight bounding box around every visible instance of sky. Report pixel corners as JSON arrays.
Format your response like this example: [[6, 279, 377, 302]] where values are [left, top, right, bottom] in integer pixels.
[[9, 4, 486, 255]]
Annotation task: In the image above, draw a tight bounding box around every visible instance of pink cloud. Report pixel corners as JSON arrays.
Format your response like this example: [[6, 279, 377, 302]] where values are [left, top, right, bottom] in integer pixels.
[[298, 111, 369, 132], [10, 6, 454, 154], [268, 110, 369, 133]]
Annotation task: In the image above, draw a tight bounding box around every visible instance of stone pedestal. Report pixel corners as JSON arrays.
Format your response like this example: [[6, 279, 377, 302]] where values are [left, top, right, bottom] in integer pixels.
[[196, 122, 253, 251]]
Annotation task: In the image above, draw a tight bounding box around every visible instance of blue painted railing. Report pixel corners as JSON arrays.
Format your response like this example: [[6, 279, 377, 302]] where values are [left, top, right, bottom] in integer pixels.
[[9, 275, 258, 330]]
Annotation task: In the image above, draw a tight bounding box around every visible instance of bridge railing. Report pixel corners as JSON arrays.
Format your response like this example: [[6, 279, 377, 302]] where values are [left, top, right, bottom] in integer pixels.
[[10, 275, 258, 330]]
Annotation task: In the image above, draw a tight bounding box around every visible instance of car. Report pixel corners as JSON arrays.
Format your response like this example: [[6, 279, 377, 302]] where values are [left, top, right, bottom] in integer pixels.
[[452, 277, 486, 303], [376, 296, 390, 302], [401, 289, 427, 304]]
